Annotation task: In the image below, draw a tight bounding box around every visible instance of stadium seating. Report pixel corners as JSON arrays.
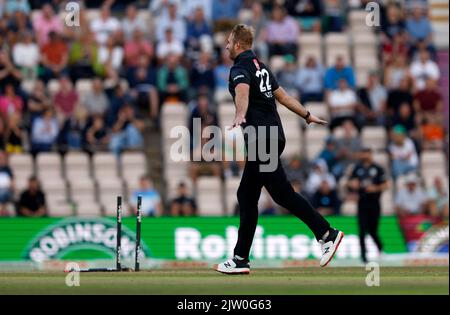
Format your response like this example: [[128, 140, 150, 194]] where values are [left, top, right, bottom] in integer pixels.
[[218, 103, 235, 130], [75, 200, 102, 217], [46, 201, 74, 217], [121, 151, 148, 199], [9, 154, 34, 195], [269, 56, 287, 73], [381, 189, 395, 215], [64, 152, 92, 182], [70, 178, 97, 204], [224, 177, 240, 215], [161, 103, 190, 182], [36, 153, 62, 177], [324, 33, 351, 66], [298, 33, 323, 66], [99, 180, 124, 216], [304, 127, 329, 160], [2, 1, 448, 221], [420, 151, 447, 171], [361, 127, 387, 152], [277, 105, 303, 158], [373, 152, 390, 173], [93, 153, 120, 180], [196, 177, 224, 216]]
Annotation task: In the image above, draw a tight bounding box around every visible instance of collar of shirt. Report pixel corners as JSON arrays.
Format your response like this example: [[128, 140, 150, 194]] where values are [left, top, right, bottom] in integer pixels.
[[234, 50, 256, 64]]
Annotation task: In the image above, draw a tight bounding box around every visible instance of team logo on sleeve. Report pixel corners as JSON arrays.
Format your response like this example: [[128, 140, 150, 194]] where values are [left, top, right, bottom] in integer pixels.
[[253, 59, 260, 70]]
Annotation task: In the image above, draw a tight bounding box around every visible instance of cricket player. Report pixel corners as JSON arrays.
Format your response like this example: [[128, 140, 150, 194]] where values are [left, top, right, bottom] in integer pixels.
[[215, 24, 344, 274]]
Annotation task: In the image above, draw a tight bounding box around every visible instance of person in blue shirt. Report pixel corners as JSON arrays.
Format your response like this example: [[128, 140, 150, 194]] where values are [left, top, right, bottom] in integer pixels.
[[324, 55, 356, 91], [312, 179, 341, 216], [405, 4, 436, 58], [4, 0, 30, 16], [406, 5, 433, 44], [186, 7, 212, 52], [131, 175, 162, 216], [296, 56, 324, 103], [317, 137, 338, 172], [214, 49, 232, 90], [212, 0, 241, 22]]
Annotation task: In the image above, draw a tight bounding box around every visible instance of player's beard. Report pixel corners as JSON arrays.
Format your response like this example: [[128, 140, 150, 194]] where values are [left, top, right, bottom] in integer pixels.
[[228, 47, 237, 60]]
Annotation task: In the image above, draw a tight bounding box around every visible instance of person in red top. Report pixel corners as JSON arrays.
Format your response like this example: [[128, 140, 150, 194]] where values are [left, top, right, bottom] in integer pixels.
[[124, 29, 154, 68], [413, 78, 443, 122], [0, 83, 24, 120], [39, 31, 69, 83], [382, 31, 409, 66], [53, 75, 79, 119]]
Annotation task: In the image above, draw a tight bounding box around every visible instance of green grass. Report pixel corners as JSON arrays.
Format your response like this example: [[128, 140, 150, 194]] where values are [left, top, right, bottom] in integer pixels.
[[0, 267, 448, 295]]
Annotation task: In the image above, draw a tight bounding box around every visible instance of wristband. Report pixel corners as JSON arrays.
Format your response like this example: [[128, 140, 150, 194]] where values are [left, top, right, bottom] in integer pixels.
[[304, 111, 311, 120]]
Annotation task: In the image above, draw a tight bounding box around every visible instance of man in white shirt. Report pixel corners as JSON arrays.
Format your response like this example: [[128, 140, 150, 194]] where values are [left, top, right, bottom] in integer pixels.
[[90, 5, 120, 45], [328, 78, 358, 130], [410, 49, 440, 91], [180, 0, 212, 21], [150, 0, 212, 22], [12, 31, 40, 78], [122, 3, 148, 40], [156, 28, 185, 60], [395, 173, 427, 216], [149, 0, 180, 19], [388, 125, 419, 179], [155, 1, 186, 43]]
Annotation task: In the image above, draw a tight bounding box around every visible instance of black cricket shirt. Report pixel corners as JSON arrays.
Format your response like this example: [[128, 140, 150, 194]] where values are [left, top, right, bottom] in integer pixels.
[[350, 162, 387, 208], [228, 50, 286, 144]]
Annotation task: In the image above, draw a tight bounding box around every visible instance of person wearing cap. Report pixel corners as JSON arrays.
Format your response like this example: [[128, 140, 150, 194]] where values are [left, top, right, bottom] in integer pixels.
[[388, 124, 419, 179], [348, 147, 388, 263], [394, 173, 428, 217]]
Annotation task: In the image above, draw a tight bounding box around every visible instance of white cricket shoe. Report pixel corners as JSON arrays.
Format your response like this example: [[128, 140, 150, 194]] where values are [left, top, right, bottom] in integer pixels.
[[214, 256, 250, 275], [319, 229, 344, 267]]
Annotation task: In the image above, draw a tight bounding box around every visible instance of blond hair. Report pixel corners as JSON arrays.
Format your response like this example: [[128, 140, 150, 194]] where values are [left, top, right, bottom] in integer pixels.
[[230, 24, 254, 50]]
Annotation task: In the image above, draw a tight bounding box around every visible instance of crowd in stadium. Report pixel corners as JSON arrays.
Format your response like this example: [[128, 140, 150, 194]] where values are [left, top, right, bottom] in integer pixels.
[[0, 0, 448, 220]]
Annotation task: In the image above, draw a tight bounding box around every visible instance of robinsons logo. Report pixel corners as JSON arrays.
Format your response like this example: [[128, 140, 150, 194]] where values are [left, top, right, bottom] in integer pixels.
[[24, 218, 147, 262]]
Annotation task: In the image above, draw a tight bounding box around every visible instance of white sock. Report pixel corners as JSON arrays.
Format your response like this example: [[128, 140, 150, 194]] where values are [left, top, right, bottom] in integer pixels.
[[321, 231, 330, 241]]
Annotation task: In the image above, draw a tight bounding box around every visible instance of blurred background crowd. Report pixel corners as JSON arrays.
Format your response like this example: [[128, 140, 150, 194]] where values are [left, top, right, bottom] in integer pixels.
[[0, 0, 447, 226]]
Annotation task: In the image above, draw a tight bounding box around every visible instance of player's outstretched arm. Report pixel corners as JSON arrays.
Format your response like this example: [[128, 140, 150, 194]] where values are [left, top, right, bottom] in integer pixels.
[[274, 87, 327, 126], [229, 83, 250, 130]]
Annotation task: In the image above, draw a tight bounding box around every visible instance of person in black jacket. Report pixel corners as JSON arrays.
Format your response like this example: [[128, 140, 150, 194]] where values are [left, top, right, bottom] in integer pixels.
[[348, 148, 388, 263], [17, 176, 47, 217]]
